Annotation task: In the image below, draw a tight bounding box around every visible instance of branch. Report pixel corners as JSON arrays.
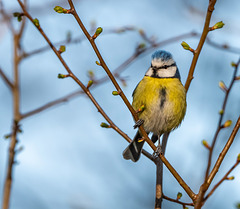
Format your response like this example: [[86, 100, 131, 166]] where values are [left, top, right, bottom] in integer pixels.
[[207, 115, 240, 185], [2, 121, 21, 209], [204, 158, 240, 201], [184, 0, 217, 92], [0, 68, 14, 90], [163, 194, 194, 207], [205, 57, 240, 179], [20, 26, 136, 59]]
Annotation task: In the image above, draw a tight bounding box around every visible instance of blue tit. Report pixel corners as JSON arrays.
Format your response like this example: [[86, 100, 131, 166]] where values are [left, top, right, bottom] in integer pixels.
[[123, 50, 186, 162]]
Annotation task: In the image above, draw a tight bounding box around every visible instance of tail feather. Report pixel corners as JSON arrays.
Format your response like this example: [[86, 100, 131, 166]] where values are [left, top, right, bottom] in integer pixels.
[[122, 132, 144, 162]]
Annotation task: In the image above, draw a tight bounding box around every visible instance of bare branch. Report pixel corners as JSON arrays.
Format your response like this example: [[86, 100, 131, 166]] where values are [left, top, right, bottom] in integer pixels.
[[163, 194, 194, 207], [0, 68, 13, 89], [204, 159, 240, 201], [207, 115, 240, 185], [205, 57, 240, 179], [184, 0, 217, 92]]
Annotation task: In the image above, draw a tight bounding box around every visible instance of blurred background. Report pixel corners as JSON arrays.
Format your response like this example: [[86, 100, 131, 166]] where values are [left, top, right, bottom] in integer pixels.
[[0, 0, 240, 208]]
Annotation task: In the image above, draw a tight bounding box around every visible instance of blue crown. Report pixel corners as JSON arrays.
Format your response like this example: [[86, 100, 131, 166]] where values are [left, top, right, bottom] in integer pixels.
[[151, 50, 172, 61]]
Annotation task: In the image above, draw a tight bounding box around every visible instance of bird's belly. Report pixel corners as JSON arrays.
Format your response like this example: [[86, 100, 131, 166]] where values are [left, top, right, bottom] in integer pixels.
[[141, 101, 180, 135]]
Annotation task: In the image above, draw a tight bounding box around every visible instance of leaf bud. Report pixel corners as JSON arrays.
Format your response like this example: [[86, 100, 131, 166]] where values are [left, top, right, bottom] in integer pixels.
[[100, 122, 110, 128], [219, 81, 228, 92], [222, 120, 232, 128], [59, 45, 66, 53], [227, 176, 234, 180], [58, 73, 68, 79], [54, 6, 68, 14], [181, 41, 194, 53], [177, 192, 182, 200], [210, 21, 225, 30], [33, 18, 40, 27], [237, 153, 240, 162], [202, 140, 210, 149], [112, 91, 119, 96], [92, 27, 103, 39], [87, 80, 93, 88]]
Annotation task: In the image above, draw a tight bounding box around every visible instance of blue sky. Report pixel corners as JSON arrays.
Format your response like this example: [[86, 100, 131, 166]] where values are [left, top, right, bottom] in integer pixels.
[[0, 0, 240, 209]]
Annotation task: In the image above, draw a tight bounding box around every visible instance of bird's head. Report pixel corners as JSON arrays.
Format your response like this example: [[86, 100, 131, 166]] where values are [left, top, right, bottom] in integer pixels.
[[145, 50, 180, 79]]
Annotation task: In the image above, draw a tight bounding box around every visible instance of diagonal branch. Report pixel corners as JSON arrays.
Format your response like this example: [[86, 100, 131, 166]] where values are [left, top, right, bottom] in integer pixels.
[[207, 115, 240, 185], [0, 68, 14, 90], [204, 159, 240, 201]]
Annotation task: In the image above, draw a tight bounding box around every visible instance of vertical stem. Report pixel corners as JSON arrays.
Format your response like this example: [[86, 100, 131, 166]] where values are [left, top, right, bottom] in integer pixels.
[[2, 34, 21, 209], [155, 133, 169, 209]]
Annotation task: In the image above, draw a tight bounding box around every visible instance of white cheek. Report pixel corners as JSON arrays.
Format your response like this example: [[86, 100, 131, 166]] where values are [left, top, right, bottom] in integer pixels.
[[145, 68, 153, 76], [157, 67, 176, 77]]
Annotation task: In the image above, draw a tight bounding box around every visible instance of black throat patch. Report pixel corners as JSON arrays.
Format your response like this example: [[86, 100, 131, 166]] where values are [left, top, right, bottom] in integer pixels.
[[160, 88, 167, 108]]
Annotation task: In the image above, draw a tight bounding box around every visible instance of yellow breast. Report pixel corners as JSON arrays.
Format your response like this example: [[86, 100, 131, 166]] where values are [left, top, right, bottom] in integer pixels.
[[132, 76, 186, 135]]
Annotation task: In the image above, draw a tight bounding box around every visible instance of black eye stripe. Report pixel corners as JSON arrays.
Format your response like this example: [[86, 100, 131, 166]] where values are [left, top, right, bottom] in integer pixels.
[[151, 62, 176, 70]]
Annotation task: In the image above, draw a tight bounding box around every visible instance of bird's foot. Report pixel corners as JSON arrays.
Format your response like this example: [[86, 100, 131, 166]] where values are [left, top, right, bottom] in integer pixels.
[[133, 119, 144, 129], [152, 145, 162, 159]]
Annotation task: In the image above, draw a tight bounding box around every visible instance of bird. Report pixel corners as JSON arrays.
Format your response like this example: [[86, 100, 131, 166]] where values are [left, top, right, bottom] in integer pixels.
[[122, 50, 187, 162]]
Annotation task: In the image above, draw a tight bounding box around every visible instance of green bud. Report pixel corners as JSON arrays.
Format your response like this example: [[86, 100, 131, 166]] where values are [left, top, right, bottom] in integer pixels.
[[177, 192, 182, 200], [212, 21, 225, 30], [54, 6, 68, 14], [59, 45, 66, 53], [87, 80, 93, 88], [181, 41, 190, 50], [227, 176, 234, 180], [237, 153, 240, 162], [219, 109, 224, 115], [223, 120, 232, 128], [58, 73, 68, 79], [219, 81, 227, 92], [95, 61, 101, 66], [100, 122, 110, 128], [202, 140, 210, 149], [95, 27, 103, 35], [231, 62, 237, 67], [92, 27, 103, 39], [112, 91, 119, 96], [13, 12, 23, 22], [33, 18, 40, 27]]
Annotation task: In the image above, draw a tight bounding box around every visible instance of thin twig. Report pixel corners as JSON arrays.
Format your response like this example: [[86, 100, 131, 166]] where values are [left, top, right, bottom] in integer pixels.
[[204, 159, 240, 201], [2, 121, 20, 209], [184, 0, 217, 92], [205, 57, 240, 179], [207, 115, 240, 185], [0, 68, 14, 90], [20, 26, 136, 59], [163, 194, 194, 207]]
